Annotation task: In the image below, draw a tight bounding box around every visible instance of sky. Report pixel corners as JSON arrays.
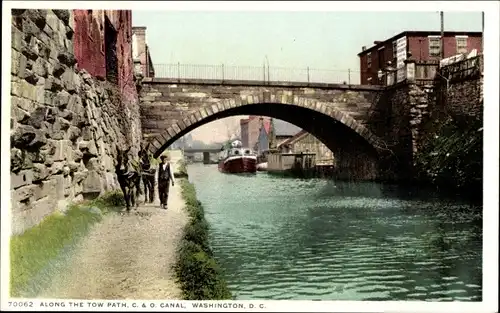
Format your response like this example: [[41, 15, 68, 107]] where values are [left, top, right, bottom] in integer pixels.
[[132, 11, 483, 143]]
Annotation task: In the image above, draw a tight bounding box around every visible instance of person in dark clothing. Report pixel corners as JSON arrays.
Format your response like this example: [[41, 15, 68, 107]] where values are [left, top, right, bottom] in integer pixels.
[[158, 155, 174, 209]]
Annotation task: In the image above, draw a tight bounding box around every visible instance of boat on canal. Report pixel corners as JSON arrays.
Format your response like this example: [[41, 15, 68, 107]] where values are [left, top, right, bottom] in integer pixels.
[[218, 140, 257, 174]]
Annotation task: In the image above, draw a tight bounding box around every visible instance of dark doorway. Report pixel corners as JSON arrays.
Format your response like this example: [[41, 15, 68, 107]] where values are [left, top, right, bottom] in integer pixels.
[[104, 16, 118, 84]]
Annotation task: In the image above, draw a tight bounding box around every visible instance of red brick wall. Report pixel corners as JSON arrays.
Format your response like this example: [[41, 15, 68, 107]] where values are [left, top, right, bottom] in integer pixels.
[[73, 10, 106, 79], [248, 118, 261, 149], [407, 35, 482, 61], [115, 10, 137, 105], [359, 41, 396, 85], [359, 33, 482, 85], [73, 10, 136, 104], [240, 121, 249, 147]]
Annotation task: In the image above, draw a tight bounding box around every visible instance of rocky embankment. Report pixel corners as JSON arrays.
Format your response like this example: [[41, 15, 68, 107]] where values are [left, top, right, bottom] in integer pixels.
[[10, 9, 139, 235]]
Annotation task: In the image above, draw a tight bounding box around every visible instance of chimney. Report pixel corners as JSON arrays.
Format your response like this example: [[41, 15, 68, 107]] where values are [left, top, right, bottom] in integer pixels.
[[132, 26, 147, 76], [374, 41, 382, 45], [362, 46, 366, 51]]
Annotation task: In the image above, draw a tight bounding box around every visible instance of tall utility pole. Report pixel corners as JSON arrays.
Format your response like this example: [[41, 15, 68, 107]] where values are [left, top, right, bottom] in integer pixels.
[[440, 11, 445, 59], [482, 12, 484, 52], [265, 55, 270, 83]]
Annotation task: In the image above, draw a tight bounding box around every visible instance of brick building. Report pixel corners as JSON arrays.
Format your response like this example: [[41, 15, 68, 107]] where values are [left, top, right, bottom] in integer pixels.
[[240, 116, 271, 149], [73, 10, 137, 102], [358, 31, 483, 85]]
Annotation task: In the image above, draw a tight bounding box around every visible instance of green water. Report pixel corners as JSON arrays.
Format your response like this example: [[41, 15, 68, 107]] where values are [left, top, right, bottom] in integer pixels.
[[187, 163, 482, 301]]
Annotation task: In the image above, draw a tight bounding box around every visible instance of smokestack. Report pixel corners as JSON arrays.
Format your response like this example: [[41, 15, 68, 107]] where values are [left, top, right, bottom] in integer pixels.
[[132, 27, 147, 76], [440, 11, 444, 59], [482, 11, 484, 52]]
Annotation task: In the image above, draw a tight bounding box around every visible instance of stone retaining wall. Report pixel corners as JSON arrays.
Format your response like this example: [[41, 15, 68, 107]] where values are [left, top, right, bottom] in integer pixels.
[[10, 9, 140, 235]]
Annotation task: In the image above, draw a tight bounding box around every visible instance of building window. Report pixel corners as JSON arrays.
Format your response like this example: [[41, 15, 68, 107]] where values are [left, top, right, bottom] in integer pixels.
[[456, 36, 468, 54], [367, 52, 372, 68], [378, 47, 385, 69], [428, 36, 441, 57], [392, 40, 397, 60]]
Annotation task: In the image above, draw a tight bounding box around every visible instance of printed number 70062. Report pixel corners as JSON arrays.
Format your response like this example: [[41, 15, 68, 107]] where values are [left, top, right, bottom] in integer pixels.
[[9, 302, 34, 307]]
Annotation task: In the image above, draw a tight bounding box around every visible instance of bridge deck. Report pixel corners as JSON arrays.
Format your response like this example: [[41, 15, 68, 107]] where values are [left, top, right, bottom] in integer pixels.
[[142, 78, 384, 91]]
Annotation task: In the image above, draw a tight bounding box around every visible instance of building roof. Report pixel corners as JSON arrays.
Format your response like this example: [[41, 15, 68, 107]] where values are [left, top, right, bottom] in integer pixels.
[[358, 30, 483, 57], [277, 129, 307, 148], [273, 119, 302, 137], [240, 115, 260, 124]]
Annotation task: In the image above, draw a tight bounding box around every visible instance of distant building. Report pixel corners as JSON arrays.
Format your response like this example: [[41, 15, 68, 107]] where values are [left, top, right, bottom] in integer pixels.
[[256, 118, 272, 155], [278, 130, 334, 165], [272, 119, 302, 148], [254, 118, 301, 156], [240, 116, 271, 149], [240, 118, 249, 147], [358, 30, 483, 85]]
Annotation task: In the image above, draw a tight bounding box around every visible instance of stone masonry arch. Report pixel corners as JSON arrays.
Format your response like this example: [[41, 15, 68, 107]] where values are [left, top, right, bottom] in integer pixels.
[[145, 91, 384, 157], [139, 80, 390, 180]]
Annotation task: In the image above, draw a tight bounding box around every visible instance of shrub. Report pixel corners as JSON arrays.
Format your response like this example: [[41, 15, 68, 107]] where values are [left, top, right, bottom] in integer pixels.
[[186, 204, 205, 222], [174, 178, 232, 300], [183, 219, 211, 255], [174, 160, 188, 178], [88, 190, 126, 213], [415, 116, 483, 196], [175, 240, 231, 300]]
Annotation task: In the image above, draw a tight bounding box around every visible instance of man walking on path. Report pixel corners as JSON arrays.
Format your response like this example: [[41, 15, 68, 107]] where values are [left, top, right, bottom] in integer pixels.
[[158, 155, 175, 209]]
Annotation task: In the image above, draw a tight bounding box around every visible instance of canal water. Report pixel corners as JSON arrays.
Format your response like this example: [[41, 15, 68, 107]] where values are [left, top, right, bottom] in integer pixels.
[[187, 163, 482, 301]]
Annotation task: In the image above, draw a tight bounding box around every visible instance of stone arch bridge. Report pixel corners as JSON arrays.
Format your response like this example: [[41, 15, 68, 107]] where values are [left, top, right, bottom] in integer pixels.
[[139, 78, 401, 180]]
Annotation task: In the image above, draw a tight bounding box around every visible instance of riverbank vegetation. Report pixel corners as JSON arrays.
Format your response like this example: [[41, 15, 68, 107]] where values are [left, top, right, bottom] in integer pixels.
[[173, 164, 232, 300], [9, 191, 125, 297], [414, 115, 482, 200], [174, 159, 188, 178]]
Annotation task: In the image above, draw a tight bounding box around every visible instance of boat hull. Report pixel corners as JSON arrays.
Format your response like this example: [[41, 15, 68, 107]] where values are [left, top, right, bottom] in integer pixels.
[[218, 156, 257, 174]]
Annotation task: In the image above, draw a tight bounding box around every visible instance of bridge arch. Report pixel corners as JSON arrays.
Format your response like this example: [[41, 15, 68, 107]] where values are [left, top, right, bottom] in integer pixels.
[[144, 90, 386, 180]]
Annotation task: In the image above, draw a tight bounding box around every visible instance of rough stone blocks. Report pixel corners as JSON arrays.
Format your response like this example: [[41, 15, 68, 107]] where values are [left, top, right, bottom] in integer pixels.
[[10, 9, 142, 234]]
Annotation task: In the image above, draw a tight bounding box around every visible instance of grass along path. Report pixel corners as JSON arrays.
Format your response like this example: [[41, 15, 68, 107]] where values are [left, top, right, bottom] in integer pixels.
[[35, 155, 189, 300], [10, 193, 124, 297]]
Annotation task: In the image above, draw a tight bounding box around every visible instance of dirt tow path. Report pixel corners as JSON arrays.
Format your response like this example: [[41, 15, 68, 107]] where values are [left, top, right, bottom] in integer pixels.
[[37, 151, 188, 300]]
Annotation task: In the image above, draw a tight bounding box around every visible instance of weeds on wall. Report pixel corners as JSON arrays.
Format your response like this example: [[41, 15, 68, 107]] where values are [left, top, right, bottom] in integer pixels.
[[414, 115, 483, 198], [9, 190, 126, 297], [173, 163, 232, 300]]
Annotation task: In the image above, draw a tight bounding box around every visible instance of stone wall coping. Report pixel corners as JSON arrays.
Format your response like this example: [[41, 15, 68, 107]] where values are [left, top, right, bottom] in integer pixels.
[[142, 78, 385, 91]]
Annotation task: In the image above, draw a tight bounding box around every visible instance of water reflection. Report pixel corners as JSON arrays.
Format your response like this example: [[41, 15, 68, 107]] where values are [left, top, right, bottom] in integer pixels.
[[187, 164, 482, 301]]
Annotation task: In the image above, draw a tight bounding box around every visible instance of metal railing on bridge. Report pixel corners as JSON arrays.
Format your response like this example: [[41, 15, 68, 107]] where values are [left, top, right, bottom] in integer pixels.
[[153, 63, 363, 85]]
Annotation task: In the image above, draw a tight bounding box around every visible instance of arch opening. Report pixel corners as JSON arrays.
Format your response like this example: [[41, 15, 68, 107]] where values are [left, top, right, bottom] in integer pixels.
[[146, 102, 384, 180]]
